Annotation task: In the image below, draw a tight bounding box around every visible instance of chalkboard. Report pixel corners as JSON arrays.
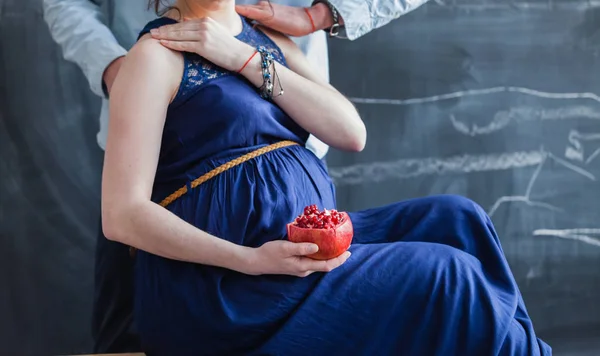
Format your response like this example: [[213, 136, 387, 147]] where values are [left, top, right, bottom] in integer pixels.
[[1, 0, 599, 355], [0, 1, 103, 355], [326, 1, 600, 353]]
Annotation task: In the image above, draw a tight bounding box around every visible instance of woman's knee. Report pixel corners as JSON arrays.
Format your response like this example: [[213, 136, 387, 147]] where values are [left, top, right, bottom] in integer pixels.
[[423, 194, 490, 224], [429, 194, 484, 213], [403, 243, 481, 296], [404, 242, 477, 275]]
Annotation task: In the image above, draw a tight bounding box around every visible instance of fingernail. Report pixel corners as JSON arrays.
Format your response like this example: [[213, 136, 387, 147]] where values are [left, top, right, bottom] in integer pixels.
[[150, 29, 158, 35]]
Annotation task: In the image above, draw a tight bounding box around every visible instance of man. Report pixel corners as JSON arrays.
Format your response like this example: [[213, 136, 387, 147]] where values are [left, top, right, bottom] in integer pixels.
[[42, 0, 428, 353], [235, 0, 429, 41]]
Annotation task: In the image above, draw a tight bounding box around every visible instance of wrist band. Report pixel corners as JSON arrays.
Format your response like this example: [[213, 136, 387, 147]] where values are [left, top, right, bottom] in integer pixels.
[[257, 46, 283, 100], [304, 7, 317, 33], [237, 50, 258, 73], [258, 46, 274, 99], [311, 0, 340, 37]]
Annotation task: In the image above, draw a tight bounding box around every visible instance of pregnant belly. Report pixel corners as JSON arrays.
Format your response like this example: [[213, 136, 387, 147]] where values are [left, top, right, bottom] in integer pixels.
[[155, 145, 337, 248]]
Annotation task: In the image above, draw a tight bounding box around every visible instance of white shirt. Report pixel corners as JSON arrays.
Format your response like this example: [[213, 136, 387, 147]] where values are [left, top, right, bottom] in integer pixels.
[[42, 0, 330, 158], [42, 0, 429, 158]]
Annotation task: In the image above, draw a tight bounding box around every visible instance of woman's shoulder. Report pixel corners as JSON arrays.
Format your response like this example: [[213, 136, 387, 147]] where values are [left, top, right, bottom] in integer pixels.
[[137, 17, 179, 42], [129, 34, 182, 70], [120, 34, 183, 103]]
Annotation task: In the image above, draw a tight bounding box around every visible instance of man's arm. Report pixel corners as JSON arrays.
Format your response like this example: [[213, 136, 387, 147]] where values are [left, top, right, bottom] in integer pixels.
[[236, 0, 430, 41], [43, 0, 127, 97], [326, 0, 429, 40]]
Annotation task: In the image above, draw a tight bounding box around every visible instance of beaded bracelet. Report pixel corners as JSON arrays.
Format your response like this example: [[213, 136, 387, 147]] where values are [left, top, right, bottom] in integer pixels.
[[257, 46, 283, 100]]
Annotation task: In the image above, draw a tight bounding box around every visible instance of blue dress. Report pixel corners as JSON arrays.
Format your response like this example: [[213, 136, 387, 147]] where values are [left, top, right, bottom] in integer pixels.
[[134, 18, 552, 356]]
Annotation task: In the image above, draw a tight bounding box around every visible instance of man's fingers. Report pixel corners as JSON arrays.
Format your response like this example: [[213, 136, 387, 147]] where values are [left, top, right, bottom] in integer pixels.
[[235, 5, 272, 21]]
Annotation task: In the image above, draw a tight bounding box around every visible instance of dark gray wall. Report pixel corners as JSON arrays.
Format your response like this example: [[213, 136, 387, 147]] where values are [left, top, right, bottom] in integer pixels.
[[1, 1, 102, 355], [1, 0, 599, 355]]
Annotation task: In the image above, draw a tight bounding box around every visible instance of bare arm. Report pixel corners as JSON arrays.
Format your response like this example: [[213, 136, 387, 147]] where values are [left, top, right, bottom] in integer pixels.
[[42, 0, 127, 97], [239, 29, 367, 152], [101, 37, 249, 270]]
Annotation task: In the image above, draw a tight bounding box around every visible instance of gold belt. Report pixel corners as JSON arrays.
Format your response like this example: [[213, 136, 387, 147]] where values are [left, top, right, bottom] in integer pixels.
[[129, 140, 300, 257]]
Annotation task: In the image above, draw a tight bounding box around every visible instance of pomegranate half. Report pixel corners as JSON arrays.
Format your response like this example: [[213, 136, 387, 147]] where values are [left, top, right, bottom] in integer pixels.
[[286, 204, 353, 260]]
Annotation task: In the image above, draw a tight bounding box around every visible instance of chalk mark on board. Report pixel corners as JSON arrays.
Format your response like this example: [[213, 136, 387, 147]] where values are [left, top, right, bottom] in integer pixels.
[[487, 151, 561, 217], [349, 86, 600, 106], [450, 106, 600, 136], [533, 228, 600, 248], [328, 149, 545, 186], [486, 149, 596, 217], [565, 129, 600, 165], [329, 145, 596, 217], [347, 87, 600, 216], [328, 147, 595, 186]]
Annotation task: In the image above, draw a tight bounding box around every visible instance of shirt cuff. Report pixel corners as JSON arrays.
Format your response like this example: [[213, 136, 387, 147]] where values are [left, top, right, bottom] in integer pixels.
[[326, 0, 370, 41]]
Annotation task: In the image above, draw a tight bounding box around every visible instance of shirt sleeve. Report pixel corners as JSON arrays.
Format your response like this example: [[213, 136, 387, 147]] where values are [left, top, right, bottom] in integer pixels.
[[42, 0, 128, 98], [327, 0, 430, 40]]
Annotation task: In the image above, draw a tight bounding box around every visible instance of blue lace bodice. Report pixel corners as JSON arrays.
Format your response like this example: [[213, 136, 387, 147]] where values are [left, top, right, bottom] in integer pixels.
[[139, 16, 288, 107]]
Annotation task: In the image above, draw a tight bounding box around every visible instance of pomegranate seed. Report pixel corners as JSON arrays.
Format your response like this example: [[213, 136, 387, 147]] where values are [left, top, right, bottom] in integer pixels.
[[294, 204, 345, 229]]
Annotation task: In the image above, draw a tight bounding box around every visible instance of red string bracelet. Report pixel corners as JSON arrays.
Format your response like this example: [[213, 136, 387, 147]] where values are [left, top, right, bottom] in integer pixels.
[[237, 50, 258, 73], [304, 7, 317, 33]]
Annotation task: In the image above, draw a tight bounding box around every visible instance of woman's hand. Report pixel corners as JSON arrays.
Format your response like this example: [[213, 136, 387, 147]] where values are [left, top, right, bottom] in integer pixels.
[[150, 17, 255, 72], [243, 240, 351, 277]]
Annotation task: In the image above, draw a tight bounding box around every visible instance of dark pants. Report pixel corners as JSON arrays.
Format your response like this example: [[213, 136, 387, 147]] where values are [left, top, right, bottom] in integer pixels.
[[91, 216, 141, 353]]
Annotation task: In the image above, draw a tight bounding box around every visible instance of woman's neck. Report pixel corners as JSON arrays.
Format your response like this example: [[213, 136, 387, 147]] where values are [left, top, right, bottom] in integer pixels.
[[171, 0, 241, 35]]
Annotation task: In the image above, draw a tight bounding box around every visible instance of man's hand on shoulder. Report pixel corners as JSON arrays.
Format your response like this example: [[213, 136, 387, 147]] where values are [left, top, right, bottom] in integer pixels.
[[235, 1, 334, 37]]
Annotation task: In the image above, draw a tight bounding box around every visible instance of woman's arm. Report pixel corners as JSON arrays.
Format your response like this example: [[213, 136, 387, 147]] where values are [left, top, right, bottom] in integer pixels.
[[102, 35, 348, 276], [239, 29, 367, 152], [102, 37, 250, 270], [152, 19, 366, 152]]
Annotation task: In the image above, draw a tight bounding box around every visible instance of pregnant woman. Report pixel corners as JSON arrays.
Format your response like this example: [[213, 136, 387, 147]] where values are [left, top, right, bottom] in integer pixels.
[[100, 0, 552, 354]]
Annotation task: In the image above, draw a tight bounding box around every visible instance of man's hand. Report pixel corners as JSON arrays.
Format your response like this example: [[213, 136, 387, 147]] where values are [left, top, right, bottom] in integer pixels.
[[103, 56, 125, 95], [235, 1, 335, 37]]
